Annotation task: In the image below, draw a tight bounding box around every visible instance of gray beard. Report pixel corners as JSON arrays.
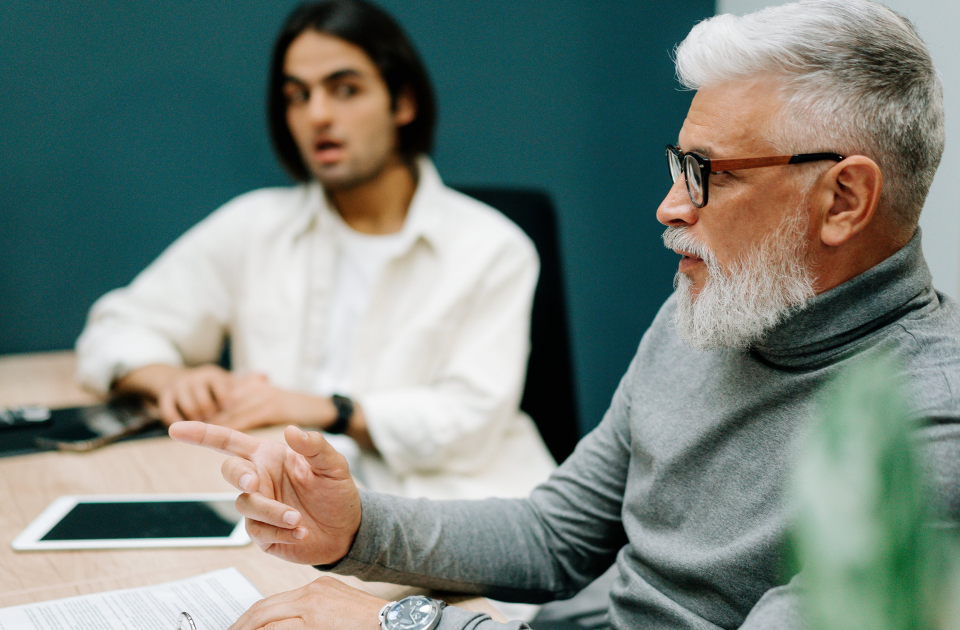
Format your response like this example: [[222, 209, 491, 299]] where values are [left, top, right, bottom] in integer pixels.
[[662, 210, 816, 351]]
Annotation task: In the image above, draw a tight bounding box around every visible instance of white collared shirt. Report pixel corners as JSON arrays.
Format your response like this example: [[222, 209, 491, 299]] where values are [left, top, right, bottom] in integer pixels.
[[314, 213, 411, 396], [75, 158, 556, 499]]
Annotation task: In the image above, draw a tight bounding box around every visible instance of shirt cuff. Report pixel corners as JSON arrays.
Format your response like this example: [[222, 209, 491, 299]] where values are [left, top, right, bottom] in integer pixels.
[[76, 328, 184, 393]]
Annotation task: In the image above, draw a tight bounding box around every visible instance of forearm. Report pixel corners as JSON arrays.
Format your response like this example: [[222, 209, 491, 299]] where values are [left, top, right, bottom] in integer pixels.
[[332, 395, 633, 598], [329, 490, 581, 603], [113, 363, 187, 399], [75, 316, 187, 395]]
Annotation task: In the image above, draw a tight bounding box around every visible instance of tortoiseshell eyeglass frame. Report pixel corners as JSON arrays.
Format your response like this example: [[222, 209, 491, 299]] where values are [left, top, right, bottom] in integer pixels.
[[666, 144, 845, 208]]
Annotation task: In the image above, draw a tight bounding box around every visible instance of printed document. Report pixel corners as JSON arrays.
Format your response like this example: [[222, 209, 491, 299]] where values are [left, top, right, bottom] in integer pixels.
[[0, 568, 262, 630]]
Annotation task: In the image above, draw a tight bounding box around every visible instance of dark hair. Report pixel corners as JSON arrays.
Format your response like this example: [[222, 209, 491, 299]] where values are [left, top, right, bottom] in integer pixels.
[[267, 0, 437, 182]]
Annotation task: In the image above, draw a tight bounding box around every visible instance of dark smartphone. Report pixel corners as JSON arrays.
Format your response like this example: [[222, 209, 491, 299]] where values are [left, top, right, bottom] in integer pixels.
[[0, 406, 54, 430], [34, 399, 161, 452], [0, 397, 162, 457]]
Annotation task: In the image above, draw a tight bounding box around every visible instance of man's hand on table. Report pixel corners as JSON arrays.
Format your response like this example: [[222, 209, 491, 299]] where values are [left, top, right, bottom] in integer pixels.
[[229, 576, 385, 630], [168, 421, 361, 565], [115, 364, 234, 424], [115, 364, 340, 432], [205, 373, 340, 432]]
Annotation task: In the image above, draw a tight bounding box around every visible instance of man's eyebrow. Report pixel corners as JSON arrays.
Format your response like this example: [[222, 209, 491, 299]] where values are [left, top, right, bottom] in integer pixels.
[[322, 68, 362, 83], [281, 68, 363, 86], [675, 139, 716, 158], [281, 74, 306, 86]]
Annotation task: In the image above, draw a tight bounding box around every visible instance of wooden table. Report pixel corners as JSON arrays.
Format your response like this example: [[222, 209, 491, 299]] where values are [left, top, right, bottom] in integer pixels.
[[0, 351, 503, 620]]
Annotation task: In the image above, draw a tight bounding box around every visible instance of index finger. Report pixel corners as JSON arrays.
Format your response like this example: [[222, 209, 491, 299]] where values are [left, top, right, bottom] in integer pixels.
[[168, 421, 260, 458]]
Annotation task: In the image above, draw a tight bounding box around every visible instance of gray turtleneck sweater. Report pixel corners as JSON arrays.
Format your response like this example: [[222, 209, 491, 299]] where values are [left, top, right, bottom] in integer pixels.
[[331, 232, 960, 630]]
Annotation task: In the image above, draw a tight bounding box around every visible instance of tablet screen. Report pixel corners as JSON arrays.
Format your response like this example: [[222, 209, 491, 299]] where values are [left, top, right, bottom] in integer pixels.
[[41, 500, 239, 541], [12, 493, 250, 550]]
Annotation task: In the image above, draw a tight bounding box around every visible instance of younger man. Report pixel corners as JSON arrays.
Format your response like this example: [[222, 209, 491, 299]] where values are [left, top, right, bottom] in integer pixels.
[[76, 0, 555, 500]]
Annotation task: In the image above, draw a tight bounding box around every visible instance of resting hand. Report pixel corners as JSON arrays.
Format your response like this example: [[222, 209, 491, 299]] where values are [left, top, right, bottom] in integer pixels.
[[229, 576, 385, 630], [209, 373, 338, 432], [115, 363, 236, 425], [168, 421, 361, 565]]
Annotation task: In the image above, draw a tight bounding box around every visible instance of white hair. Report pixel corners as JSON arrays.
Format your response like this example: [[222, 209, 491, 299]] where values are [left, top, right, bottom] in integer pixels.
[[674, 0, 944, 228]]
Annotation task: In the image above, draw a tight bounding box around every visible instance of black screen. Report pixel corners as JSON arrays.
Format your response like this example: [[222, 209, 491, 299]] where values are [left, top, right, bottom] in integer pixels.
[[40, 500, 240, 540]]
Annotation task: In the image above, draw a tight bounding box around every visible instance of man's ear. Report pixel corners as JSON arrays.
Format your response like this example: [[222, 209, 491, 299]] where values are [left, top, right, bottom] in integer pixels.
[[393, 88, 417, 128], [818, 156, 883, 247]]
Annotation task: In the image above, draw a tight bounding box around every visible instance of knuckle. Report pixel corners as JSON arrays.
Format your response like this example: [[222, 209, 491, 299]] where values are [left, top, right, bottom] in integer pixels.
[[246, 519, 266, 540], [247, 598, 267, 613], [235, 494, 256, 517]]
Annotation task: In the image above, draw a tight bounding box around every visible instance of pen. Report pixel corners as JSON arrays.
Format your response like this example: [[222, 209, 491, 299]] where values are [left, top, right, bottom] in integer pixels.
[[177, 612, 196, 630]]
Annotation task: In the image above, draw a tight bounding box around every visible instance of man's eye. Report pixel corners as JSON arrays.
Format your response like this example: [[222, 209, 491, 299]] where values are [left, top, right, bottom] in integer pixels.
[[332, 83, 358, 98], [284, 88, 308, 105]]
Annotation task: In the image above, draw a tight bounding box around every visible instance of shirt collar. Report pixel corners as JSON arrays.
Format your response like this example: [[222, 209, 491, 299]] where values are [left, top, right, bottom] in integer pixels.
[[292, 156, 445, 253], [754, 228, 934, 368]]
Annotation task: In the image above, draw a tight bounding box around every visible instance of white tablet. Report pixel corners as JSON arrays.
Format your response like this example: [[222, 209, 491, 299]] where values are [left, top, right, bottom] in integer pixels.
[[12, 493, 250, 551]]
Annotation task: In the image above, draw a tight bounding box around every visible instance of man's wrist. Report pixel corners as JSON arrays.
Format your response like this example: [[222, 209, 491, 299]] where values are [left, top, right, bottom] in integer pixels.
[[113, 363, 184, 398], [327, 394, 354, 434], [378, 596, 445, 630]]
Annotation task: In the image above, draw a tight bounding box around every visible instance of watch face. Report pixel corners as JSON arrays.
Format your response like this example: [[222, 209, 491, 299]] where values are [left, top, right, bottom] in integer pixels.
[[383, 596, 439, 630]]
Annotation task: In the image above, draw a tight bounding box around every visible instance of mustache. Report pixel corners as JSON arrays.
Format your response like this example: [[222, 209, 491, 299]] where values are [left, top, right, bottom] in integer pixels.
[[661, 226, 716, 266]]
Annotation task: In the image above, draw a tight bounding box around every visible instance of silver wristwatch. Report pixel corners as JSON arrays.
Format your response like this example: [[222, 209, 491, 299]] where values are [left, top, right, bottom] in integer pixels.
[[378, 595, 446, 630]]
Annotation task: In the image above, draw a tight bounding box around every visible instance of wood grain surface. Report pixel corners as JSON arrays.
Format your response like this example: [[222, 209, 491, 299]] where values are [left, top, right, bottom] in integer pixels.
[[0, 351, 504, 621]]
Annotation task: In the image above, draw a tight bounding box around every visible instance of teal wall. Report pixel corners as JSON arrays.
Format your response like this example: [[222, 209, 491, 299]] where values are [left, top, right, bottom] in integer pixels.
[[0, 1, 713, 434]]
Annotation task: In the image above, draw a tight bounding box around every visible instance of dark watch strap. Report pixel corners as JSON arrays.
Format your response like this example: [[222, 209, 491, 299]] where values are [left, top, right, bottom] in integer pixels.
[[328, 394, 354, 434]]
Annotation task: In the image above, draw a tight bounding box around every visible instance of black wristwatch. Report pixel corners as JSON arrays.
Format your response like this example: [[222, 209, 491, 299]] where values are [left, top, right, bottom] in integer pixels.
[[327, 394, 354, 434], [379, 595, 445, 630]]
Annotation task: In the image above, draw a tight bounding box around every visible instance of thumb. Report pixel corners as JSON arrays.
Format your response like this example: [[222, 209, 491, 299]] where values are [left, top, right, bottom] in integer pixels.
[[283, 426, 351, 479]]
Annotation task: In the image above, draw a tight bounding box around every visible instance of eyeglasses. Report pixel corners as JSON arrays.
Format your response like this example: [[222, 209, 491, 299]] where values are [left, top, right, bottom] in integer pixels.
[[666, 145, 844, 208]]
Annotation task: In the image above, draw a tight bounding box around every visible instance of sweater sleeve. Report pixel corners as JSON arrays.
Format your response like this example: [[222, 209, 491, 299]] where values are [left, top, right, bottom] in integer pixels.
[[329, 366, 635, 601], [435, 607, 529, 630], [738, 575, 808, 630], [359, 231, 543, 476], [74, 200, 249, 393]]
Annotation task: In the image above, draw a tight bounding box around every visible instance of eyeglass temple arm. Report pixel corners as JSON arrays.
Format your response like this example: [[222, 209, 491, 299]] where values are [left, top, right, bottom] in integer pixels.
[[788, 152, 845, 165], [709, 152, 845, 173]]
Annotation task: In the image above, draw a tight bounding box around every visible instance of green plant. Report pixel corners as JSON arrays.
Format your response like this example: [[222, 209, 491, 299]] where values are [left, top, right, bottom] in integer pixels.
[[791, 354, 958, 630]]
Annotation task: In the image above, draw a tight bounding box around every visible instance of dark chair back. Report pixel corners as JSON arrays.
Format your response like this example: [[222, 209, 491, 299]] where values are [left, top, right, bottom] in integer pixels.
[[456, 187, 580, 463]]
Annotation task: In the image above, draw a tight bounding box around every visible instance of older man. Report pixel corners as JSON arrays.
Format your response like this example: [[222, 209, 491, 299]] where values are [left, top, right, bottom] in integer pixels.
[[171, 1, 960, 629]]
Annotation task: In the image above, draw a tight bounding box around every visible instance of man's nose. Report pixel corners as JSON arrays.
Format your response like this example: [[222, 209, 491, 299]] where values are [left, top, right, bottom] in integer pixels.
[[307, 91, 333, 125], [656, 177, 699, 227]]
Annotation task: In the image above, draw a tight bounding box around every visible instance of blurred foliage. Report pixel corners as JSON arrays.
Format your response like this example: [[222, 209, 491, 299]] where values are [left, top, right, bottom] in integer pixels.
[[791, 353, 960, 630]]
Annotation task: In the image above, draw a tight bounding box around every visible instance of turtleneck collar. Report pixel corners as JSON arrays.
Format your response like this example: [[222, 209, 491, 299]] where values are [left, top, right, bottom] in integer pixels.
[[753, 229, 934, 369]]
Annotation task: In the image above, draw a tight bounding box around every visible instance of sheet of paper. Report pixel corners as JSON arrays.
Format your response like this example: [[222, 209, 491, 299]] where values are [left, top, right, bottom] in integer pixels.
[[0, 568, 263, 630]]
